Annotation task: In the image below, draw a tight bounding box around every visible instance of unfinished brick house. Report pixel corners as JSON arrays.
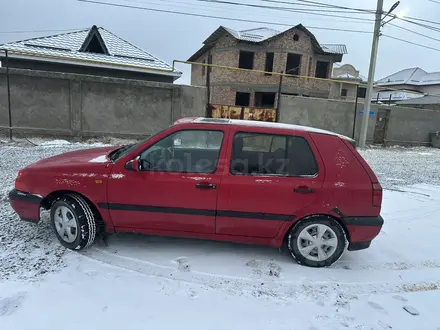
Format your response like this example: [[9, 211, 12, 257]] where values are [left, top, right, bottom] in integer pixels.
[[188, 24, 347, 108]]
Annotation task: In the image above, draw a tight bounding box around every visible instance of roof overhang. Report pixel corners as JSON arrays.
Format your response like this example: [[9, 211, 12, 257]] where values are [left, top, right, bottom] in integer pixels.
[[0, 50, 181, 79], [187, 24, 346, 62], [332, 77, 363, 83]]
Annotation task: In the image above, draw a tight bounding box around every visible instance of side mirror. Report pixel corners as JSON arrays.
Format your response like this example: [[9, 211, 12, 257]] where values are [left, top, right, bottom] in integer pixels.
[[125, 157, 140, 172]]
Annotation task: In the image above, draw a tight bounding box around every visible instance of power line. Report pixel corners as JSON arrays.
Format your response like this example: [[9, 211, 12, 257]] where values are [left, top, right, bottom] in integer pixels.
[[196, 0, 372, 14], [398, 17, 440, 33], [274, 0, 440, 29], [0, 28, 85, 34], [78, 0, 373, 33], [126, 0, 375, 22], [262, 0, 375, 14], [383, 34, 440, 52], [124, 0, 373, 24], [194, 0, 375, 21], [388, 23, 440, 43], [396, 14, 440, 28]]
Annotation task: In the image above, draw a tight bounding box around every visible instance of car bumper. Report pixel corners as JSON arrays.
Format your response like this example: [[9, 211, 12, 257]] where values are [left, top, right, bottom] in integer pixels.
[[341, 215, 384, 251], [9, 189, 42, 223]]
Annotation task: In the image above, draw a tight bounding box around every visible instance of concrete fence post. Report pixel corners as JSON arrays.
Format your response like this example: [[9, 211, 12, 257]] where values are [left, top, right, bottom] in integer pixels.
[[171, 85, 181, 124], [69, 79, 82, 137]]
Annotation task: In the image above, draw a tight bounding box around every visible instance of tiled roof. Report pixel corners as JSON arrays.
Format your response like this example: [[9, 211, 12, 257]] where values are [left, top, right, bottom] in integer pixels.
[[188, 25, 347, 61], [232, 27, 282, 42], [332, 73, 363, 81], [375, 68, 437, 86], [223, 26, 347, 54], [320, 44, 347, 55], [419, 72, 440, 85], [0, 26, 181, 77], [372, 90, 424, 102], [397, 95, 440, 105]]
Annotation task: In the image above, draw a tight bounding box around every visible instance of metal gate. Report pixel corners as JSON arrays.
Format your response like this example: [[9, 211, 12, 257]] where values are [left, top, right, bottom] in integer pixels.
[[373, 109, 390, 144]]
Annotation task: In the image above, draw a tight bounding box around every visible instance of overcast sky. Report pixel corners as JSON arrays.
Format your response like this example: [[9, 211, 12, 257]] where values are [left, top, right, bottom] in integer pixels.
[[1, 0, 439, 84]]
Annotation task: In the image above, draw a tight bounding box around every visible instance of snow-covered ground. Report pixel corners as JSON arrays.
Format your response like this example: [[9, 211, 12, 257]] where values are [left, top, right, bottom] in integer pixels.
[[1, 142, 440, 329]]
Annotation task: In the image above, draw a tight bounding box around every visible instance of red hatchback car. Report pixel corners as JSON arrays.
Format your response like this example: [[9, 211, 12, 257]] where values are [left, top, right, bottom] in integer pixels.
[[9, 118, 383, 267]]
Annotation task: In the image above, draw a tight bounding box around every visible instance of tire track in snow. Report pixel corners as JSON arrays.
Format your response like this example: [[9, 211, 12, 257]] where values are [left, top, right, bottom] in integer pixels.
[[81, 247, 440, 303]]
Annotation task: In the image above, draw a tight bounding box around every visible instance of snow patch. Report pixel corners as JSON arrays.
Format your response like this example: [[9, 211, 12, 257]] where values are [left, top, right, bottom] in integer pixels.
[[69, 173, 97, 178], [55, 178, 80, 187], [182, 176, 210, 181], [255, 179, 272, 184], [39, 139, 71, 146], [335, 149, 349, 169], [406, 151, 433, 156], [2, 144, 440, 330], [89, 155, 108, 163]]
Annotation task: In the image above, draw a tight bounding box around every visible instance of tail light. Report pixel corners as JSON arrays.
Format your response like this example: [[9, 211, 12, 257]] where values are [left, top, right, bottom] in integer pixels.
[[372, 182, 383, 207]]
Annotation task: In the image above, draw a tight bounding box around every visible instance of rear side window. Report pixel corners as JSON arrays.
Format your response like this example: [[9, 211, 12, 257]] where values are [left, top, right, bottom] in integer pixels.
[[230, 132, 318, 176]]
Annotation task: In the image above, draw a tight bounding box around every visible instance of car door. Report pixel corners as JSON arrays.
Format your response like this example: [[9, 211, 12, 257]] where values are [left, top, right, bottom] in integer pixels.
[[216, 127, 324, 238], [106, 126, 228, 234]]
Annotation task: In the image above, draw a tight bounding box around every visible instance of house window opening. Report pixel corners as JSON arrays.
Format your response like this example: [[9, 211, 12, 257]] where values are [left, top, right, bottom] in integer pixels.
[[235, 92, 251, 106], [255, 92, 276, 107], [315, 61, 329, 79], [239, 51, 254, 70], [286, 53, 301, 75]]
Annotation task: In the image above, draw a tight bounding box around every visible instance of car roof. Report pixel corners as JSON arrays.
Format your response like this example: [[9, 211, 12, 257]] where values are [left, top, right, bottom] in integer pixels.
[[174, 117, 353, 140]]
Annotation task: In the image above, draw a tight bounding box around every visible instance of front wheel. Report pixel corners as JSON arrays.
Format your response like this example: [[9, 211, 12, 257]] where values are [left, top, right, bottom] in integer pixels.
[[50, 194, 97, 250], [287, 216, 347, 267]]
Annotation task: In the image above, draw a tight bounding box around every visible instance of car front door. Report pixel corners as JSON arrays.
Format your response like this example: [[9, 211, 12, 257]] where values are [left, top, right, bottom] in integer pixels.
[[216, 127, 324, 238], [106, 127, 228, 234]]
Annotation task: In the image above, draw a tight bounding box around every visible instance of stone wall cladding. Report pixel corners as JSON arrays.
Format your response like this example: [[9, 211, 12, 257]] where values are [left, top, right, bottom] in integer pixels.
[[191, 27, 338, 105], [191, 54, 207, 86]]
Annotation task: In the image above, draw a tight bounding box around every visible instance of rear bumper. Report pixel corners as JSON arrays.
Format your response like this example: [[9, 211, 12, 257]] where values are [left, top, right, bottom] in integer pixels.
[[9, 189, 42, 223], [341, 215, 384, 251]]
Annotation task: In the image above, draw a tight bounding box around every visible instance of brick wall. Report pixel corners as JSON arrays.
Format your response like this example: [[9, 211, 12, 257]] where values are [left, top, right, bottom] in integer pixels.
[[190, 53, 207, 86], [191, 27, 339, 106]]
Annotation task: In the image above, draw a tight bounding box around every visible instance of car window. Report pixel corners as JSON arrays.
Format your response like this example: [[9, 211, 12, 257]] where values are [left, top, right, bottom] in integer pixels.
[[109, 127, 170, 162], [230, 132, 317, 176], [140, 130, 224, 174], [241, 134, 286, 152]]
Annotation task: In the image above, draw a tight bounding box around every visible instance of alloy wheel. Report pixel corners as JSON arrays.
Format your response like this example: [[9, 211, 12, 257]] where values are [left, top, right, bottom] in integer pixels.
[[297, 223, 338, 262], [53, 206, 78, 243]]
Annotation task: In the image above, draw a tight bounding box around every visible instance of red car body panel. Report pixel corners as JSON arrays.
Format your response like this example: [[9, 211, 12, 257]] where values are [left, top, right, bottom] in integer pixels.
[[9, 119, 383, 251], [215, 125, 325, 239], [9, 197, 41, 222], [14, 146, 117, 229]]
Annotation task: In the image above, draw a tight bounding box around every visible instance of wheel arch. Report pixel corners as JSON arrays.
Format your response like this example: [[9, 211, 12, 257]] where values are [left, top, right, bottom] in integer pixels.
[[282, 213, 350, 246], [41, 190, 105, 231]]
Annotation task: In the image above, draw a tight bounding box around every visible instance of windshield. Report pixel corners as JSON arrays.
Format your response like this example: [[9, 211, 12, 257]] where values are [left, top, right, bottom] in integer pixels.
[[108, 128, 169, 162]]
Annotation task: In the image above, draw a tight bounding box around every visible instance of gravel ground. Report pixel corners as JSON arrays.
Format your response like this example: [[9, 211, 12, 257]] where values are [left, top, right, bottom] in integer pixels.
[[360, 146, 440, 189], [0, 142, 439, 281]]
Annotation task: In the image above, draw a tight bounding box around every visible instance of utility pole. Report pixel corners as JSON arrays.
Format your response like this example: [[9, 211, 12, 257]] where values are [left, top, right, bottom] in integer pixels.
[[2, 49, 13, 141], [358, 0, 383, 148]]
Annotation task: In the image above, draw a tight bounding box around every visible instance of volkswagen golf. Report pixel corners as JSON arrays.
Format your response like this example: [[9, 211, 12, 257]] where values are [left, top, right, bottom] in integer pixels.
[[9, 118, 383, 267]]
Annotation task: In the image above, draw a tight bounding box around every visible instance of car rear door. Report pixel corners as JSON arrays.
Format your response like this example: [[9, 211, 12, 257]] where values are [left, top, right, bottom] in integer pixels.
[[106, 125, 228, 234], [216, 127, 325, 238]]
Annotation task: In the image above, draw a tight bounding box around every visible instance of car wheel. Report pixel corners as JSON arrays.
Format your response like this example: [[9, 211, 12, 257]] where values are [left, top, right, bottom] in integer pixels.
[[50, 194, 97, 250], [287, 216, 347, 267]]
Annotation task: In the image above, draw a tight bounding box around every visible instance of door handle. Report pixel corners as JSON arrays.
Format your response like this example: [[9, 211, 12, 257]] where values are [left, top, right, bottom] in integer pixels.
[[196, 183, 217, 189], [294, 186, 314, 194]]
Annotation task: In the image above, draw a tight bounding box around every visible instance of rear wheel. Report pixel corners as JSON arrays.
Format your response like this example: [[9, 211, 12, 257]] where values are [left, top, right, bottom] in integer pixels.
[[287, 216, 347, 267], [50, 194, 96, 250]]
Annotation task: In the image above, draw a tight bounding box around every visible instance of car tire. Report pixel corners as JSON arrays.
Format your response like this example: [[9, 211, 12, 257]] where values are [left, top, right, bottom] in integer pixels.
[[50, 194, 97, 250], [287, 216, 347, 268]]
